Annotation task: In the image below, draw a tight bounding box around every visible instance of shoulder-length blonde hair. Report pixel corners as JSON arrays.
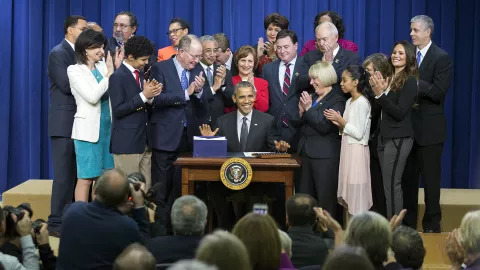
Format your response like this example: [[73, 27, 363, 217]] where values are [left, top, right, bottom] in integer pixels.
[[308, 61, 337, 87]]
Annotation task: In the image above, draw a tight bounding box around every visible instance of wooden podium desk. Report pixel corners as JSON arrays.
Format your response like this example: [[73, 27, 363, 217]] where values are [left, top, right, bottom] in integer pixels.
[[174, 153, 301, 200]]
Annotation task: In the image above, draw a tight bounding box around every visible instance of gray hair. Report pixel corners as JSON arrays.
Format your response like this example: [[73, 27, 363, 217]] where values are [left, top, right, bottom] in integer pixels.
[[459, 210, 480, 255], [233, 81, 256, 96], [411, 15, 434, 36], [168, 260, 218, 270], [199, 35, 218, 46], [278, 229, 292, 258], [171, 195, 207, 236], [113, 243, 156, 270], [316, 21, 339, 37], [178, 34, 201, 51]]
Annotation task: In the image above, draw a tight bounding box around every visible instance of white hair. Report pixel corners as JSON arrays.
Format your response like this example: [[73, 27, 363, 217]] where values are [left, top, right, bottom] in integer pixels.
[[171, 195, 208, 236], [411, 15, 434, 36], [316, 21, 339, 37]]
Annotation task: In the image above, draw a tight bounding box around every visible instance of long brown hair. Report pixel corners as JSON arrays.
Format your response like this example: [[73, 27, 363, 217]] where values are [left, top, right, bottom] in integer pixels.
[[389, 40, 418, 91]]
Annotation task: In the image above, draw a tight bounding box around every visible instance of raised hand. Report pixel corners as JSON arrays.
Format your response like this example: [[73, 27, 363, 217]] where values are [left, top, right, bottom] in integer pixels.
[[369, 71, 389, 96], [322, 41, 335, 63], [324, 109, 344, 127], [199, 124, 219, 136], [298, 101, 305, 117], [114, 45, 125, 69], [213, 65, 227, 91], [257, 37, 265, 60], [300, 91, 313, 111], [106, 52, 114, 77], [389, 209, 407, 231], [274, 140, 290, 152], [143, 79, 163, 99]]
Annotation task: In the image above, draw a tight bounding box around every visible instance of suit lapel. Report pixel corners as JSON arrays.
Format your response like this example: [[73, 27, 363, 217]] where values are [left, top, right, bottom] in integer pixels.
[[419, 43, 436, 74], [61, 39, 76, 64], [273, 60, 282, 97], [166, 59, 184, 93], [245, 110, 259, 150], [120, 64, 142, 92], [332, 46, 344, 79], [227, 112, 241, 151]]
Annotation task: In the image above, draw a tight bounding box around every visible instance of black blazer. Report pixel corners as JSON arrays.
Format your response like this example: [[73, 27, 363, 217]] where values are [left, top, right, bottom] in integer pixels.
[[287, 226, 329, 269], [412, 43, 453, 146], [295, 88, 346, 159], [376, 76, 418, 139], [146, 235, 202, 264], [201, 63, 234, 125], [215, 110, 278, 152], [297, 46, 362, 93], [149, 58, 208, 151], [47, 39, 77, 137], [108, 63, 150, 154]]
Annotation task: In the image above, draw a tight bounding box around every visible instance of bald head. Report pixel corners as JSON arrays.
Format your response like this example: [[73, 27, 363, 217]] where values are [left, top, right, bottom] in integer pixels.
[[87, 22, 103, 33], [113, 243, 156, 270], [94, 168, 129, 207]]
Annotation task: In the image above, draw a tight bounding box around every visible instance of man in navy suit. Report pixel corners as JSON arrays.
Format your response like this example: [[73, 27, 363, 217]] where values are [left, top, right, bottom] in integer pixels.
[[47, 15, 87, 236], [108, 36, 163, 190], [149, 34, 207, 235]]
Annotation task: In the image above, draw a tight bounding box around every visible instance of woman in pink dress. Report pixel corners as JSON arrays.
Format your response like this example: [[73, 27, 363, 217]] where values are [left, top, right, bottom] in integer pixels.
[[324, 65, 372, 215]]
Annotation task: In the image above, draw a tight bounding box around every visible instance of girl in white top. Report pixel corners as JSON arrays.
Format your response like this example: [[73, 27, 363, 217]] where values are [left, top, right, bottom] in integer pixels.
[[324, 65, 372, 215]]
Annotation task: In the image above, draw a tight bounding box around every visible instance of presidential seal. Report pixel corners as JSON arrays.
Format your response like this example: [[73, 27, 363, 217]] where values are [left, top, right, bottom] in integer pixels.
[[219, 158, 253, 190]]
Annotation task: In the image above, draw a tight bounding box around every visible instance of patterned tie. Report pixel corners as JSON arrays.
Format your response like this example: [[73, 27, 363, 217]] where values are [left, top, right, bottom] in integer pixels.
[[239, 117, 248, 151], [133, 70, 140, 87], [282, 63, 291, 127], [206, 67, 213, 86], [417, 51, 422, 67], [181, 69, 189, 90]]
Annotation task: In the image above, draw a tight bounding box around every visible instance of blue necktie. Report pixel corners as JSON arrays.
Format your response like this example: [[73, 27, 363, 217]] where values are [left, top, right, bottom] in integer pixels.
[[181, 69, 188, 90], [206, 67, 213, 86], [416, 51, 422, 67]]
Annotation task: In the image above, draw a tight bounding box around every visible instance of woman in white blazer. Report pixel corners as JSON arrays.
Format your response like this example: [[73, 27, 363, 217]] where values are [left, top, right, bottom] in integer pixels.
[[68, 29, 114, 202], [324, 65, 373, 216]]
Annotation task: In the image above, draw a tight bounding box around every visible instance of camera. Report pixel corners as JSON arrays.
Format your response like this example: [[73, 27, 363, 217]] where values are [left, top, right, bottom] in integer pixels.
[[2, 203, 34, 238], [32, 219, 46, 234], [127, 172, 158, 211]]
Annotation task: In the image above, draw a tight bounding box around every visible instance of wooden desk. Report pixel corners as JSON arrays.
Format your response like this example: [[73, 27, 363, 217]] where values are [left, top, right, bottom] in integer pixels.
[[174, 154, 301, 200]]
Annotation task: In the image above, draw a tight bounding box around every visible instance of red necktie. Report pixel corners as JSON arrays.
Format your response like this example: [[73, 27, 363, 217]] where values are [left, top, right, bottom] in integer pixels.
[[134, 70, 140, 87], [282, 63, 291, 127]]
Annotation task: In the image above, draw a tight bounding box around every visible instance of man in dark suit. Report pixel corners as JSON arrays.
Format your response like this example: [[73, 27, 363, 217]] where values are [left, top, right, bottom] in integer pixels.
[[297, 21, 361, 93], [57, 169, 149, 270], [402, 15, 453, 233], [147, 195, 206, 264], [286, 194, 330, 268], [46, 15, 87, 237], [198, 35, 234, 126], [108, 36, 162, 190], [213, 33, 238, 76], [149, 34, 207, 235], [262, 29, 308, 149], [200, 81, 290, 229]]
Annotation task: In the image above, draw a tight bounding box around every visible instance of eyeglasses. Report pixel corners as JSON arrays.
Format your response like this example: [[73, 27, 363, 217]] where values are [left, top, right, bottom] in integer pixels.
[[183, 50, 202, 60], [204, 48, 219, 55], [113, 23, 131, 30], [167, 28, 185, 35]]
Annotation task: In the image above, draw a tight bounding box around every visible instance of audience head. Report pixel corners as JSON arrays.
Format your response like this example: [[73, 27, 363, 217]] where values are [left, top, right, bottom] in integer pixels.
[[363, 53, 393, 78], [309, 61, 337, 96], [275, 29, 298, 64], [233, 213, 281, 270], [177, 34, 203, 70], [74, 29, 108, 65], [314, 11, 346, 39], [63, 15, 87, 42], [341, 65, 367, 96], [169, 18, 190, 47], [278, 229, 292, 258], [315, 21, 339, 53], [235, 45, 258, 77], [93, 168, 129, 208], [213, 33, 231, 65], [199, 35, 219, 66], [196, 230, 250, 270], [263, 13, 289, 43], [86, 22, 103, 33], [389, 40, 418, 90], [459, 210, 480, 257], [285, 193, 318, 227], [171, 195, 207, 236], [232, 81, 256, 116], [392, 226, 426, 270], [113, 243, 156, 270], [410, 15, 434, 48], [124, 36, 154, 70], [168, 260, 218, 270], [113, 11, 137, 42], [344, 211, 392, 267], [323, 244, 375, 270]]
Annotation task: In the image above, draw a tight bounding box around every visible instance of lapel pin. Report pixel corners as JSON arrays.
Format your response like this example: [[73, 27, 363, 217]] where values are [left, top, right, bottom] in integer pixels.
[[335, 59, 339, 64], [254, 123, 258, 126], [295, 72, 299, 77]]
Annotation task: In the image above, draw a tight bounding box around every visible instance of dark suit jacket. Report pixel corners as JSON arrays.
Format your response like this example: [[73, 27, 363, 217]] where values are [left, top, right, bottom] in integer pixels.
[[108, 63, 150, 154], [294, 88, 346, 158], [297, 46, 362, 94], [57, 201, 149, 270], [287, 226, 329, 268], [413, 43, 453, 146], [376, 76, 417, 139], [47, 39, 77, 137], [146, 235, 202, 264], [201, 63, 234, 125], [107, 37, 157, 72], [215, 110, 278, 152], [149, 58, 207, 151], [262, 57, 308, 141]]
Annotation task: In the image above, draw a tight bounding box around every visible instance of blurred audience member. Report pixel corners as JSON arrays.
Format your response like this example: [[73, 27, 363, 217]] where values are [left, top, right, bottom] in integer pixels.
[[168, 260, 218, 270], [278, 229, 292, 259], [113, 243, 156, 270], [322, 244, 374, 270], [392, 226, 425, 270], [447, 210, 480, 270]]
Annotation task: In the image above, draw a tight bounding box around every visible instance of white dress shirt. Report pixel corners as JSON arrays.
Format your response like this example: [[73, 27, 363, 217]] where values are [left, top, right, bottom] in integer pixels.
[[278, 56, 297, 91], [342, 95, 371, 145], [416, 40, 432, 67], [65, 38, 75, 51], [122, 61, 153, 104], [237, 109, 253, 142], [225, 52, 233, 70], [173, 57, 203, 100]]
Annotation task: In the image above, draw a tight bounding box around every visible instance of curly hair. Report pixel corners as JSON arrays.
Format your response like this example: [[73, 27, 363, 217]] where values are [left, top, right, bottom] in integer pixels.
[[264, 13, 289, 30], [124, 36, 154, 59], [389, 40, 418, 91], [314, 11, 345, 39]]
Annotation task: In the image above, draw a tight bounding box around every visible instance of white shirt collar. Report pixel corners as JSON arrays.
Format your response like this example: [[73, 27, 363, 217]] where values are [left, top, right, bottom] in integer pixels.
[[65, 38, 75, 51], [122, 60, 137, 74], [282, 56, 297, 67], [237, 109, 253, 123], [225, 52, 233, 69], [417, 40, 432, 58], [200, 62, 214, 71], [333, 44, 340, 58]]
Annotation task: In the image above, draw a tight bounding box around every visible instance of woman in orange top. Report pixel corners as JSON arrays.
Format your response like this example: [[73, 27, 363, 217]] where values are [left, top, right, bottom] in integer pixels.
[[157, 18, 189, 62], [228, 45, 269, 113]]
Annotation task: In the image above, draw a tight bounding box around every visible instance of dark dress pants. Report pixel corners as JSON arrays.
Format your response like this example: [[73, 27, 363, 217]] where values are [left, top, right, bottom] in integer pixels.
[[369, 132, 387, 217]]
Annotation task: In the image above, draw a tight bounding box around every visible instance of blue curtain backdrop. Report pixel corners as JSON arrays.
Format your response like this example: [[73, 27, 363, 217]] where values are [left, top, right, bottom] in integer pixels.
[[0, 0, 479, 197]]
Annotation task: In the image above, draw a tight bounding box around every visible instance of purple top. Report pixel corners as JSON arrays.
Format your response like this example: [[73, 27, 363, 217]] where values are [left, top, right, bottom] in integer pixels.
[[300, 38, 359, 56], [279, 253, 295, 270]]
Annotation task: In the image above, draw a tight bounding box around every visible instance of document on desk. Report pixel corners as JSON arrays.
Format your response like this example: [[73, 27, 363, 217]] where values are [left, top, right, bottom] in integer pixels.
[[193, 136, 226, 140], [243, 152, 274, 157]]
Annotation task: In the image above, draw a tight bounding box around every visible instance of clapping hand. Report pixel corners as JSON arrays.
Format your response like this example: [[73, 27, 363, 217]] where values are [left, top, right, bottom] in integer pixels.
[[274, 140, 290, 152], [298, 101, 305, 117], [213, 65, 227, 91], [324, 109, 343, 127], [300, 91, 313, 111], [257, 37, 265, 59], [114, 45, 125, 69], [369, 71, 389, 97], [106, 52, 114, 77], [389, 209, 407, 231], [199, 124, 219, 136], [446, 229, 465, 270], [187, 71, 206, 95], [143, 79, 163, 99]]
